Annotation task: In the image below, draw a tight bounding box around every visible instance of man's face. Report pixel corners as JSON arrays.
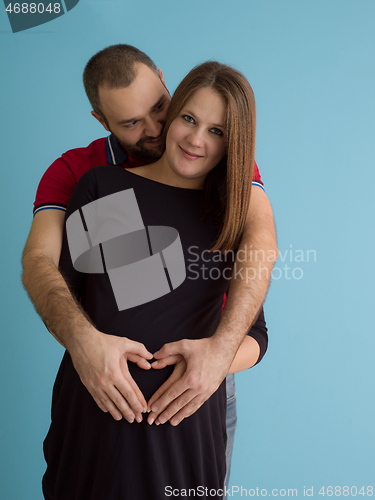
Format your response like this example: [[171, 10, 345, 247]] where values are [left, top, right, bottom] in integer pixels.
[[92, 63, 171, 162]]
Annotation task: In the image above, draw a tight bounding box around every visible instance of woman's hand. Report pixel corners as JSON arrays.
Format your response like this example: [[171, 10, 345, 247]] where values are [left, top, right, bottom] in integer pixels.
[[147, 354, 187, 426]]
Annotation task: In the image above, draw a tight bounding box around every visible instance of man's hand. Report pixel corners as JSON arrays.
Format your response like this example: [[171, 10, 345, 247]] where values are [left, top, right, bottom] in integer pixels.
[[69, 330, 153, 423], [147, 337, 233, 426]]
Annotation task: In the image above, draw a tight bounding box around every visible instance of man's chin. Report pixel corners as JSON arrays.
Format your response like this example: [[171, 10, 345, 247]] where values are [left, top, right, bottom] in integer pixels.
[[137, 145, 164, 162], [116, 139, 163, 162]]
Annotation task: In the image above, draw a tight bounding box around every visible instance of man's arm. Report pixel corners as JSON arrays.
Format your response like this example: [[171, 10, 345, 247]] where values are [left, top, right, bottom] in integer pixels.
[[22, 209, 153, 423], [147, 187, 277, 425]]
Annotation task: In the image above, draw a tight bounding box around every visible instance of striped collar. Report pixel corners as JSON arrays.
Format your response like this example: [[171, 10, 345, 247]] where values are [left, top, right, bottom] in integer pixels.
[[106, 134, 128, 165], [106, 134, 146, 168]]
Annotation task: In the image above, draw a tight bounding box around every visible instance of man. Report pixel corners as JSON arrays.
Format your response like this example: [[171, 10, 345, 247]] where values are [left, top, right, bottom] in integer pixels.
[[22, 44, 276, 484]]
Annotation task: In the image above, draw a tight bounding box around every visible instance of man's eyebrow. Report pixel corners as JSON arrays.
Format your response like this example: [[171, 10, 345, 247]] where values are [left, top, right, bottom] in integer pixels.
[[117, 116, 140, 126], [116, 95, 167, 126]]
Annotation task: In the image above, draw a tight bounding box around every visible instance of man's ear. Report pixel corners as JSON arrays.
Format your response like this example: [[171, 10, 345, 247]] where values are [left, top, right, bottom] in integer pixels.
[[158, 69, 168, 92], [91, 111, 110, 132]]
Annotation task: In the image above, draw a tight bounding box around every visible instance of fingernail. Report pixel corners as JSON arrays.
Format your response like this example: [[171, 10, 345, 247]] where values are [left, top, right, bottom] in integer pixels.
[[148, 417, 154, 425], [159, 417, 166, 424], [127, 416, 135, 423], [151, 406, 158, 413], [136, 415, 143, 423], [171, 419, 180, 426], [155, 421, 160, 426]]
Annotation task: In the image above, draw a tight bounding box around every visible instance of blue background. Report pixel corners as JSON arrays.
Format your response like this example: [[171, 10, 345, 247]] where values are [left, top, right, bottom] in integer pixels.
[[1, 1, 374, 498]]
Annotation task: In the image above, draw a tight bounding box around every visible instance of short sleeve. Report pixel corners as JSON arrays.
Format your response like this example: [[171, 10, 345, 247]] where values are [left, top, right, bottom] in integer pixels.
[[33, 157, 79, 215], [247, 307, 268, 364], [252, 162, 265, 189]]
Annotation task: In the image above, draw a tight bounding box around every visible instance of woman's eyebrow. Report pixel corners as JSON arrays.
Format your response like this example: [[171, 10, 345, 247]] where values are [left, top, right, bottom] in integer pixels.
[[183, 108, 225, 129]]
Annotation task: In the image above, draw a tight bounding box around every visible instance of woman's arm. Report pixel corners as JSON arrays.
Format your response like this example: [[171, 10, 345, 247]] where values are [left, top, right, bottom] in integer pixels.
[[228, 336, 260, 373]]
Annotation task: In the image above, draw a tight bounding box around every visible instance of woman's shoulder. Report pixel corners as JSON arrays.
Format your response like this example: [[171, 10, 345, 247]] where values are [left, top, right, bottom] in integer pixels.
[[67, 166, 127, 215], [80, 165, 135, 193]]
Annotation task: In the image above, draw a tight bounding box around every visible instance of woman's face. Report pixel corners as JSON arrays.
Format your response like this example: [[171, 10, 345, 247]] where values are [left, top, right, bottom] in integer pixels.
[[164, 87, 227, 189]]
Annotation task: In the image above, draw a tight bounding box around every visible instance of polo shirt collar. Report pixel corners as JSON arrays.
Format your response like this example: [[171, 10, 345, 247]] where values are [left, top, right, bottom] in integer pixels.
[[106, 134, 128, 165], [106, 134, 147, 168]]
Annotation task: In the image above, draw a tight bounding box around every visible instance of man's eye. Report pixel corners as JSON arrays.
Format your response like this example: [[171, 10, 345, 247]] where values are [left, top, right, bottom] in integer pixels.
[[210, 128, 223, 136], [182, 115, 195, 124], [155, 102, 165, 112], [125, 121, 138, 128]]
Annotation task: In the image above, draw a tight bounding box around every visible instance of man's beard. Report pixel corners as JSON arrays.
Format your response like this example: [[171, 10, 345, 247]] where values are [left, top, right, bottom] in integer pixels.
[[115, 134, 164, 163]]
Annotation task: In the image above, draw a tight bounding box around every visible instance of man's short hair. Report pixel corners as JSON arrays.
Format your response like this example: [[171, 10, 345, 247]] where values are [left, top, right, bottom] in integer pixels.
[[83, 44, 158, 115]]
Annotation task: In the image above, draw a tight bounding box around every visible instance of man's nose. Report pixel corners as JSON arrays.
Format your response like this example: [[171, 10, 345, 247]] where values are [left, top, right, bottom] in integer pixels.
[[144, 117, 163, 138]]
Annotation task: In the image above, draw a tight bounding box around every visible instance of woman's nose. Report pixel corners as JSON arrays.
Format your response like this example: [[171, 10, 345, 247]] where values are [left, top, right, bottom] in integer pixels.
[[187, 129, 204, 147]]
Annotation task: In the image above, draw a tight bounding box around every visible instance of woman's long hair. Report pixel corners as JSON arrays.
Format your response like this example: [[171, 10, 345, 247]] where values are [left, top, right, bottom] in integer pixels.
[[162, 61, 256, 251]]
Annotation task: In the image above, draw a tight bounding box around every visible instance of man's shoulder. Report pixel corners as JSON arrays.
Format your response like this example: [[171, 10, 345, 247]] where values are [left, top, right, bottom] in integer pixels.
[[33, 137, 111, 214], [60, 137, 108, 165]]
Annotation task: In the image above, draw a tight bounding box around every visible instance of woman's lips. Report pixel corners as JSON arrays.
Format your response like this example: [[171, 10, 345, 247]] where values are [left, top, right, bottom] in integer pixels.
[[179, 146, 203, 160]]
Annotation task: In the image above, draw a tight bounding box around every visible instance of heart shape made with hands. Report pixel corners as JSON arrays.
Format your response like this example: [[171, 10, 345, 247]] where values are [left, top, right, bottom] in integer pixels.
[[130, 351, 187, 424]]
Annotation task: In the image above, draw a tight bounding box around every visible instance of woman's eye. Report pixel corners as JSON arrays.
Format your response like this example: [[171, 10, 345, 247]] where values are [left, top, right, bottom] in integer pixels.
[[210, 128, 223, 136], [182, 115, 195, 124]]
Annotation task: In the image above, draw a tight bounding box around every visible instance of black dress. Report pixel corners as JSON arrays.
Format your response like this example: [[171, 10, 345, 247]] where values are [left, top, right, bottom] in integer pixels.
[[43, 166, 235, 500]]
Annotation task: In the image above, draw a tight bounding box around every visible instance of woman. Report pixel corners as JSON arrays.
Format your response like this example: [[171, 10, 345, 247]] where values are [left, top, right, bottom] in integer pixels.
[[43, 61, 260, 499]]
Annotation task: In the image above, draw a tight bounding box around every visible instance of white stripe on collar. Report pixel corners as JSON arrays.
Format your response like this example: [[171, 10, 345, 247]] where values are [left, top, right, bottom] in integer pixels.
[[107, 136, 117, 165]]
